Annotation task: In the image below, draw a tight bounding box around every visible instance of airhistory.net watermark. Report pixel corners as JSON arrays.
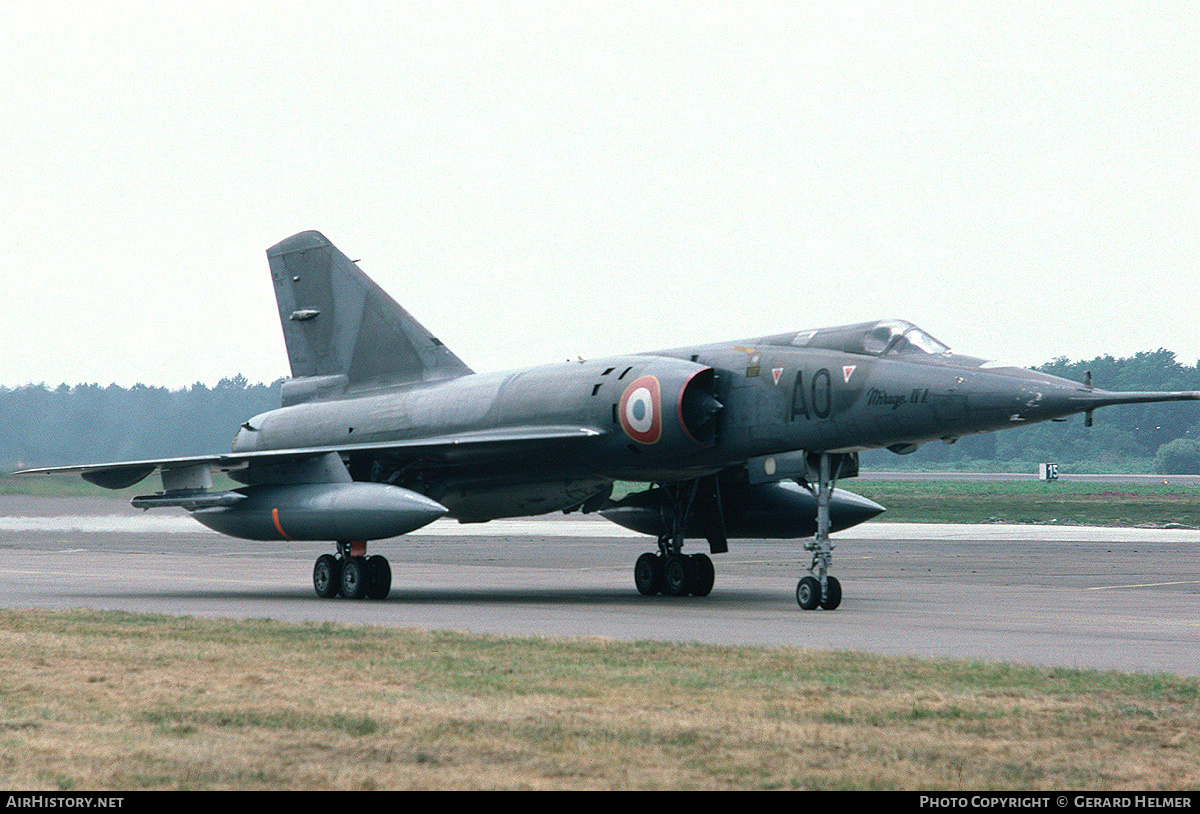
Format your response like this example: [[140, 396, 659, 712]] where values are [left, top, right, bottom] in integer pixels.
[[5, 798, 123, 809]]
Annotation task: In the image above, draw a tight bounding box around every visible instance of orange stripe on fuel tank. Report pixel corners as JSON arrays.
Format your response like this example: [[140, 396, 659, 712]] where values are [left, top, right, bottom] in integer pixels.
[[271, 508, 293, 541]]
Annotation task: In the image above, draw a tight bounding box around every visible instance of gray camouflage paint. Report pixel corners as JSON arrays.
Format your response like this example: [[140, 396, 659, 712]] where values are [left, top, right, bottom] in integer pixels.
[[20, 231, 1199, 541]]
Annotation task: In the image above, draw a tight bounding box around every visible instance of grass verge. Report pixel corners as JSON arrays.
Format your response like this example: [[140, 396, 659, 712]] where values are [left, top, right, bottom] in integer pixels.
[[849, 481, 1200, 527], [1, 609, 1198, 790]]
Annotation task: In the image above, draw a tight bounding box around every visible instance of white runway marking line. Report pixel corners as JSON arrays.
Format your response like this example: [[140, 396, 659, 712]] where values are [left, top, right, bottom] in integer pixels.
[[0, 564, 270, 587], [6, 515, 1200, 544], [0, 515, 213, 534], [1088, 580, 1200, 590]]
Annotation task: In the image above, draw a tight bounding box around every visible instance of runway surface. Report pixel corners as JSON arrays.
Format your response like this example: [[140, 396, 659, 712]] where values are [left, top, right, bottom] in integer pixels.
[[3, 495, 1200, 676]]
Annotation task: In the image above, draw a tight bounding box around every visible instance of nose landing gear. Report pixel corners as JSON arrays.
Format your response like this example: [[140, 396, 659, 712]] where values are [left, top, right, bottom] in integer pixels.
[[798, 452, 844, 610], [796, 574, 841, 610]]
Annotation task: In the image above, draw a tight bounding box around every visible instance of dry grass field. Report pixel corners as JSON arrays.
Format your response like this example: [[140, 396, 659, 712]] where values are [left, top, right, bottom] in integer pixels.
[[1, 609, 1198, 790]]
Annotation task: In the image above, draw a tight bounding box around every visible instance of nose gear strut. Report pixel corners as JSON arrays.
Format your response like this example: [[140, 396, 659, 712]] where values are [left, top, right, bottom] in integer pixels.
[[798, 452, 843, 610]]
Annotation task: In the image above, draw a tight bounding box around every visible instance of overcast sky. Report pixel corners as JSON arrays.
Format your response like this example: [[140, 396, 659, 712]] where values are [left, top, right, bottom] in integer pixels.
[[3, 1, 1196, 389]]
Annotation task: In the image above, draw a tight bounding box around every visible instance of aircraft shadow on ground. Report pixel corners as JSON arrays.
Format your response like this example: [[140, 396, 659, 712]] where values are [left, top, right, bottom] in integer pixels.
[[63, 586, 780, 606]]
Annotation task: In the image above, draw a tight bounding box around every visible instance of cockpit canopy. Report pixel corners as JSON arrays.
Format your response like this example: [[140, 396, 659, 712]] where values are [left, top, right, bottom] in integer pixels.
[[788, 320, 950, 357]]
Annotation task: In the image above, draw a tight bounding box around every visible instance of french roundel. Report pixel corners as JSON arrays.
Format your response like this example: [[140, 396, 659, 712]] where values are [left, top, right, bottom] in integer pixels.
[[618, 375, 662, 444]]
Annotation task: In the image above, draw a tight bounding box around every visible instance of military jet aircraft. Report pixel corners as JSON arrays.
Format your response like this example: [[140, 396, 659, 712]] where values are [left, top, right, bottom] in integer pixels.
[[18, 231, 1200, 609]]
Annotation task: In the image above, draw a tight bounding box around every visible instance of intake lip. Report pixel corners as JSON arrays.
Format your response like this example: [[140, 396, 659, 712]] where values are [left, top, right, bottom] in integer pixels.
[[677, 367, 722, 447]]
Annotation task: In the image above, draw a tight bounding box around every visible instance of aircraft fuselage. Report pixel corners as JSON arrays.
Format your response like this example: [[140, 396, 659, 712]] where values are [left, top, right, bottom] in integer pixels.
[[229, 331, 1161, 522]]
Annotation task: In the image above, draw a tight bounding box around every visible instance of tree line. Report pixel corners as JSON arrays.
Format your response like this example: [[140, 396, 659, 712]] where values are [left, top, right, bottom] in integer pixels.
[[3, 350, 1199, 473], [1, 376, 281, 469]]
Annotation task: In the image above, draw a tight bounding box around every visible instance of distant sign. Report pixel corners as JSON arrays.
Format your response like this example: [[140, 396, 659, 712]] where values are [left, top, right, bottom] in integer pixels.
[[1039, 463, 1059, 481]]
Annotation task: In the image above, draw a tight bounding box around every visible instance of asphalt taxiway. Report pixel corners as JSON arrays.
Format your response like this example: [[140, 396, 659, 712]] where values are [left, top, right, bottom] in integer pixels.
[[3, 495, 1199, 675]]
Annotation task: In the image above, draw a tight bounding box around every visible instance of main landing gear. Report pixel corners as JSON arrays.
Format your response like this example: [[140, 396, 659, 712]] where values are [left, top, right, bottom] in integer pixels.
[[312, 541, 392, 600], [634, 549, 715, 597], [632, 480, 718, 598], [798, 451, 842, 610]]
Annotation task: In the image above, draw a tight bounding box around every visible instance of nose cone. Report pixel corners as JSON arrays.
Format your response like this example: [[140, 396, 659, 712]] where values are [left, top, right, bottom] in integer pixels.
[[829, 487, 886, 533], [977, 366, 1200, 425]]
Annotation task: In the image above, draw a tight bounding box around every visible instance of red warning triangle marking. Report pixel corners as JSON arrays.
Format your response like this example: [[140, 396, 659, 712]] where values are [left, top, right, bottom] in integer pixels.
[[771, 367, 783, 385], [843, 365, 856, 383]]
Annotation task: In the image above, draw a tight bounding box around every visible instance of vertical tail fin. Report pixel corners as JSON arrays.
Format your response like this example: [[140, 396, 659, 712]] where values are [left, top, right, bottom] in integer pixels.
[[267, 231, 472, 402]]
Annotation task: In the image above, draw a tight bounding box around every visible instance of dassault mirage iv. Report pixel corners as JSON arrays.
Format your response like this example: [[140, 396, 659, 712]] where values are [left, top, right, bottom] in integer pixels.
[[19, 231, 1200, 608]]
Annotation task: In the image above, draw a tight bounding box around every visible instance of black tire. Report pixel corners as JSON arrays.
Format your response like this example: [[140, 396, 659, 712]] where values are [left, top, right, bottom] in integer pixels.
[[664, 554, 691, 597], [340, 556, 369, 600], [366, 555, 392, 600], [313, 554, 342, 599], [796, 576, 821, 610], [690, 553, 715, 597], [820, 576, 842, 610], [634, 552, 663, 596]]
